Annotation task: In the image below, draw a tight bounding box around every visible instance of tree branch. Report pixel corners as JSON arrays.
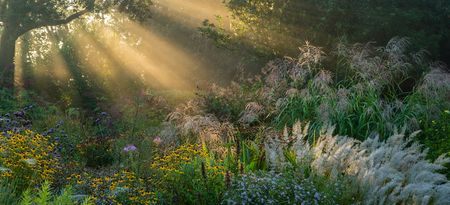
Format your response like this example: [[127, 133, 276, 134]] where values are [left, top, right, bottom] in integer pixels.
[[18, 9, 89, 36], [39, 9, 89, 27]]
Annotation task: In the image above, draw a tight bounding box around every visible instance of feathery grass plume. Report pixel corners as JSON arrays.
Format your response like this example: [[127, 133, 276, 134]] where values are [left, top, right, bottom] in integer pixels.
[[262, 59, 289, 88], [336, 88, 350, 112], [316, 102, 332, 124], [312, 70, 333, 93], [238, 102, 264, 125], [264, 129, 287, 171], [260, 43, 324, 103], [291, 121, 312, 164], [282, 121, 450, 204], [261, 58, 304, 100], [158, 122, 178, 149], [336, 37, 416, 92], [199, 121, 235, 156], [274, 97, 289, 112], [358, 132, 450, 205], [168, 99, 205, 122], [383, 37, 412, 71], [297, 41, 325, 71], [285, 88, 300, 98], [289, 64, 310, 87], [167, 110, 236, 155], [417, 63, 450, 100]]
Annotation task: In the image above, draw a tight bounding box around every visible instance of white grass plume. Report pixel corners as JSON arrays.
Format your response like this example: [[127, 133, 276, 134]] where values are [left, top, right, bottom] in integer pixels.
[[266, 121, 450, 204]]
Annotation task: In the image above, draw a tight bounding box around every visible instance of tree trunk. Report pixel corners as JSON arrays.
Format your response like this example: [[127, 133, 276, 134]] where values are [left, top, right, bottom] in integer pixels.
[[0, 28, 19, 89]]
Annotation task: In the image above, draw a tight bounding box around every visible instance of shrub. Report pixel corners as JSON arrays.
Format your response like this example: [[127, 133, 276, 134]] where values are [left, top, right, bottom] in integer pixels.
[[152, 144, 226, 204], [222, 171, 338, 205], [167, 39, 449, 143], [67, 170, 156, 205], [224, 0, 450, 63], [0, 105, 34, 134], [418, 110, 450, 177], [80, 142, 114, 168], [272, 38, 446, 140]]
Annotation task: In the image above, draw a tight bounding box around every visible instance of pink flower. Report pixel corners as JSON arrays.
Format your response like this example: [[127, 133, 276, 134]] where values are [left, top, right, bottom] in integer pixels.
[[153, 136, 162, 145]]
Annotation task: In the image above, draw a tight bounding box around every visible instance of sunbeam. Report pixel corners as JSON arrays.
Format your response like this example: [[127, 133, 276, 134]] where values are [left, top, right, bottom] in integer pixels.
[[155, 0, 231, 28], [14, 40, 24, 90], [71, 19, 198, 92]]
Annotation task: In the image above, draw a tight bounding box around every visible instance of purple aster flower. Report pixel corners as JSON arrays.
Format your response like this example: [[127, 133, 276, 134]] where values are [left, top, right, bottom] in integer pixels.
[[123, 144, 137, 152]]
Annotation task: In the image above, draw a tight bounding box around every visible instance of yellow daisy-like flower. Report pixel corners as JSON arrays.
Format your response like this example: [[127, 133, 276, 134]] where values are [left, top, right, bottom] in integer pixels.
[[0, 131, 59, 186]]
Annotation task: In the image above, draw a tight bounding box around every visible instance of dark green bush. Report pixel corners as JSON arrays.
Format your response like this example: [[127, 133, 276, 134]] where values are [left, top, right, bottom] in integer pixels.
[[418, 110, 450, 161], [225, 0, 450, 63], [82, 142, 114, 168]]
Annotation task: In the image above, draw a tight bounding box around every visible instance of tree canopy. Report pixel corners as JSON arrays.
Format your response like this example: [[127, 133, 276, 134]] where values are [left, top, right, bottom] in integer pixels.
[[225, 0, 450, 63], [0, 0, 153, 88]]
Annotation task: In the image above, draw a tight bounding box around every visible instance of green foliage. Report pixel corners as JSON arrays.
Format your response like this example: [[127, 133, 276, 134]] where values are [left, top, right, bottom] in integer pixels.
[[66, 170, 156, 204], [166, 39, 449, 180], [198, 17, 274, 61], [239, 141, 267, 172], [274, 85, 420, 140], [166, 159, 225, 205], [274, 89, 321, 129], [1, 6, 450, 201], [0, 179, 21, 204], [82, 142, 114, 168], [0, 0, 153, 31], [418, 110, 450, 161], [222, 171, 346, 205], [224, 0, 450, 62], [0, 89, 34, 113], [202, 93, 243, 122], [198, 19, 232, 49], [20, 181, 93, 205], [152, 144, 226, 204], [268, 40, 448, 141]]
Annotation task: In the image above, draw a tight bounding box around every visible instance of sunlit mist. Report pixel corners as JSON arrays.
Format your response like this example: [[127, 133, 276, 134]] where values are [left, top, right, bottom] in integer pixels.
[[12, 0, 262, 107], [154, 0, 231, 28]]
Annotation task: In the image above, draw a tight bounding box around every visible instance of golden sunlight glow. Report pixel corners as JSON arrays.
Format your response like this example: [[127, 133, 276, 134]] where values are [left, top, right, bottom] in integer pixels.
[[13, 0, 238, 104], [70, 18, 200, 92], [155, 0, 231, 28], [14, 40, 24, 89], [15, 38, 70, 90]]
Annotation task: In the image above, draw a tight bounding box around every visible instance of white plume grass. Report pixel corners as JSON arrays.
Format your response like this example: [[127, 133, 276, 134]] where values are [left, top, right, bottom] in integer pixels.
[[264, 121, 450, 204]]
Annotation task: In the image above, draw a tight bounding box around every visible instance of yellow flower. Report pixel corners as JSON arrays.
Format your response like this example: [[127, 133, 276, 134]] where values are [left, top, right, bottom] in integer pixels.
[[0, 131, 59, 186]]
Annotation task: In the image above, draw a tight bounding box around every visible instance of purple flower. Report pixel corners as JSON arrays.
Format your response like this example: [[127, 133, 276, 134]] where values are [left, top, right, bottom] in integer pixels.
[[314, 192, 320, 200], [123, 144, 137, 152]]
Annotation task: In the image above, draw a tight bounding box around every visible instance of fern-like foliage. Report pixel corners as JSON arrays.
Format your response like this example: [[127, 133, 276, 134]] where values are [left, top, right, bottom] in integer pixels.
[[20, 181, 93, 205]]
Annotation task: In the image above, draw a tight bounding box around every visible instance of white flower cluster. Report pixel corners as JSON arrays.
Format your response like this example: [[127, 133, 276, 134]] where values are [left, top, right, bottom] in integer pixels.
[[223, 172, 333, 205]]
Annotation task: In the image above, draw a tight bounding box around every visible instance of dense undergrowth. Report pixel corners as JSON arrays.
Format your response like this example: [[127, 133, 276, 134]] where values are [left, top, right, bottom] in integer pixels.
[[0, 39, 449, 204]]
